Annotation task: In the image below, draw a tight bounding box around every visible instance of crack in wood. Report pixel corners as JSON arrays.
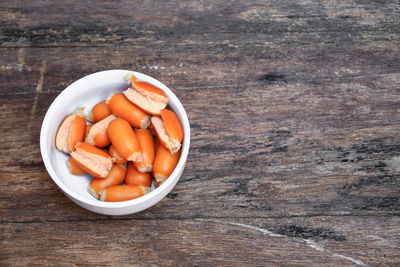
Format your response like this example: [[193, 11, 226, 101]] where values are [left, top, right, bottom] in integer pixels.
[[35, 59, 46, 93], [197, 219, 367, 266], [28, 59, 46, 130], [1, 213, 398, 225], [17, 47, 25, 71]]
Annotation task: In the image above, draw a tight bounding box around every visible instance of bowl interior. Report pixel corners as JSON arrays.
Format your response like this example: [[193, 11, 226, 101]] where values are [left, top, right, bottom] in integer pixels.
[[41, 70, 189, 206]]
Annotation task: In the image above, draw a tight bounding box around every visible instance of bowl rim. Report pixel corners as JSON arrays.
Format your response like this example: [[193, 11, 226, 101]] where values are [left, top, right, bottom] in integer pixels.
[[40, 69, 190, 208]]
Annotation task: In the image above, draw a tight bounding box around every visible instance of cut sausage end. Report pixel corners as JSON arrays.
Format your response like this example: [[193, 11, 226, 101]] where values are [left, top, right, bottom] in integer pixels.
[[124, 88, 167, 116], [141, 186, 152, 195], [151, 116, 182, 154], [141, 115, 151, 129], [98, 190, 106, 201], [167, 139, 182, 154], [137, 164, 153, 173], [127, 152, 143, 163], [73, 107, 85, 117], [160, 109, 183, 144], [88, 185, 99, 199], [70, 143, 112, 178], [56, 114, 74, 154], [154, 174, 167, 184], [109, 145, 127, 164]]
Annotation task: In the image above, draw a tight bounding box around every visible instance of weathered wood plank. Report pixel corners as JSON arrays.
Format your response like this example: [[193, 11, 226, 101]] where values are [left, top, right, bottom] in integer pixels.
[[0, 41, 399, 94], [1, 0, 399, 265], [0, 0, 399, 47], [1, 216, 399, 266], [1, 66, 399, 221]]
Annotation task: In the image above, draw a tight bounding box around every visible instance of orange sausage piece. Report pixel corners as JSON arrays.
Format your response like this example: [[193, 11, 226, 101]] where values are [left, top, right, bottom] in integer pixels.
[[109, 145, 127, 164], [153, 144, 181, 185], [99, 185, 151, 202], [85, 114, 116, 147], [88, 164, 126, 199], [55, 110, 86, 154], [151, 116, 171, 152], [107, 94, 150, 128], [134, 129, 155, 172], [66, 157, 87, 175], [107, 118, 142, 162], [68, 109, 87, 153], [161, 109, 183, 144], [123, 75, 168, 115], [70, 142, 113, 178], [130, 74, 167, 97], [90, 101, 111, 122], [151, 110, 183, 154], [92, 131, 110, 148], [126, 162, 153, 187]]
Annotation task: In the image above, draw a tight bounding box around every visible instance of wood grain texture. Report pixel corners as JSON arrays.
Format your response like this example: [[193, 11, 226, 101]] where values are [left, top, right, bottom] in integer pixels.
[[2, 216, 400, 266], [1, 0, 399, 266], [0, 0, 399, 47]]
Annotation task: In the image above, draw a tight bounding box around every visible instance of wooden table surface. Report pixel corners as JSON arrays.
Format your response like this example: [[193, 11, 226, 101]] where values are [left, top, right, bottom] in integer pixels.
[[1, 1, 399, 266]]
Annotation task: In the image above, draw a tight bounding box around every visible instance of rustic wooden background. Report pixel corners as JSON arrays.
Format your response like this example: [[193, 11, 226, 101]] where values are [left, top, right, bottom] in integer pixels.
[[1, 0, 399, 266]]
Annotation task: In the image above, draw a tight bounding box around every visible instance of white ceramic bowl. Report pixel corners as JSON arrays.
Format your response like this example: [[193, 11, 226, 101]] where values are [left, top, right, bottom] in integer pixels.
[[40, 70, 190, 215]]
